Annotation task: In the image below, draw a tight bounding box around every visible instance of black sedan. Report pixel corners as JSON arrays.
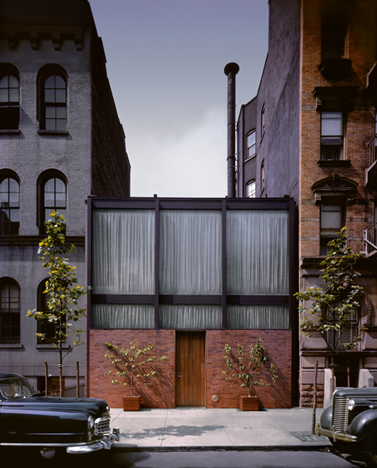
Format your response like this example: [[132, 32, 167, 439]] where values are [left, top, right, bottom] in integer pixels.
[[0, 372, 119, 459]]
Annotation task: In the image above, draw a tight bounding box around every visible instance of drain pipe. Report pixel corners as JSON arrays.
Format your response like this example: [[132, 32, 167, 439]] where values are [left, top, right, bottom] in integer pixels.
[[224, 62, 239, 198]]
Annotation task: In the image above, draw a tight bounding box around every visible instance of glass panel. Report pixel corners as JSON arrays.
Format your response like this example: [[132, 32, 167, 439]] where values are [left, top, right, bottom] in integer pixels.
[[44, 192, 54, 207], [55, 90, 66, 103], [8, 179, 18, 193], [92, 305, 154, 329], [9, 193, 19, 207], [45, 119, 55, 130], [93, 210, 155, 294], [56, 107, 66, 118], [55, 192, 66, 207], [9, 89, 19, 103], [55, 178, 65, 192], [322, 112, 343, 136], [159, 210, 222, 294], [44, 179, 55, 192], [8, 76, 18, 87], [45, 76, 55, 87], [0, 76, 8, 88], [9, 209, 19, 222], [227, 210, 289, 295], [227, 305, 289, 329], [321, 209, 342, 229], [55, 76, 66, 88], [56, 119, 66, 131], [0, 89, 8, 102], [45, 89, 55, 102], [0, 179, 7, 193], [45, 106, 55, 118], [159, 305, 222, 329]]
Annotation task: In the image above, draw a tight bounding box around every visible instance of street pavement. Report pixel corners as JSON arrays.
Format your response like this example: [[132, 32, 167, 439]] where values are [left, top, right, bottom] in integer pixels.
[[110, 407, 330, 451]]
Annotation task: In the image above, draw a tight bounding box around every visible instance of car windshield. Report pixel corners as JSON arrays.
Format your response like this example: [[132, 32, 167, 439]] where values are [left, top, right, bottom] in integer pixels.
[[0, 376, 36, 399]]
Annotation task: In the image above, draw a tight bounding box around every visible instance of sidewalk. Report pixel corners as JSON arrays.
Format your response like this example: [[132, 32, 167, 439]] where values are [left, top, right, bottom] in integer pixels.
[[109, 407, 330, 451]]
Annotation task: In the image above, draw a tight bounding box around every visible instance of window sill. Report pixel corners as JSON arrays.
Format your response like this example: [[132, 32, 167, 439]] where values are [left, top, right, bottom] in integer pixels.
[[36, 344, 70, 349], [0, 343, 24, 349], [38, 130, 69, 136], [0, 129, 21, 135], [317, 160, 351, 167], [244, 155, 256, 163]]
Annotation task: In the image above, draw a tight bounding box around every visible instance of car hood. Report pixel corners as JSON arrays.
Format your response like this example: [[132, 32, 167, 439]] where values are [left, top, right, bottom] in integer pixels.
[[1, 396, 109, 417]]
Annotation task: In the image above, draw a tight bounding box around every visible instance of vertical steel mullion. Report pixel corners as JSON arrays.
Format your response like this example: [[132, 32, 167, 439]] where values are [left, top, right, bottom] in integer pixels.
[[222, 200, 227, 329], [86, 196, 93, 396], [154, 197, 160, 329]]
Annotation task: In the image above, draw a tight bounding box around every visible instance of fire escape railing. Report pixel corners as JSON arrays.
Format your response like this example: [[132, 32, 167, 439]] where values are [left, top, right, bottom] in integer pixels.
[[367, 133, 377, 168], [363, 222, 377, 257]]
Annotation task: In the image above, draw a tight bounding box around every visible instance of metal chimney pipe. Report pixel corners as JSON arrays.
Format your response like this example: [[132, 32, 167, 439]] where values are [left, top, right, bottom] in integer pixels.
[[224, 62, 239, 198]]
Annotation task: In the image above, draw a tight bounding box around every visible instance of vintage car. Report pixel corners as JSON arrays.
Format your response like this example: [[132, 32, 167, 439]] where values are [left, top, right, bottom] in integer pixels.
[[0, 372, 119, 459], [317, 387, 377, 467]]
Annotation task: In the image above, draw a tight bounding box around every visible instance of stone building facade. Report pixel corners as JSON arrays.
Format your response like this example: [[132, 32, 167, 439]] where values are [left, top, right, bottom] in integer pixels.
[[237, 0, 377, 406], [0, 0, 130, 393]]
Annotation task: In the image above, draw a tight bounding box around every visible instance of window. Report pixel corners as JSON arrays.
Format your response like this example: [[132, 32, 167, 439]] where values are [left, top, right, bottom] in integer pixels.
[[246, 180, 256, 198], [321, 18, 347, 62], [38, 171, 67, 233], [0, 69, 19, 130], [320, 204, 344, 255], [321, 112, 344, 161], [246, 131, 256, 159], [37, 280, 65, 344], [0, 279, 20, 344], [0, 175, 20, 235], [261, 105, 265, 137], [260, 160, 265, 193], [39, 67, 67, 132]]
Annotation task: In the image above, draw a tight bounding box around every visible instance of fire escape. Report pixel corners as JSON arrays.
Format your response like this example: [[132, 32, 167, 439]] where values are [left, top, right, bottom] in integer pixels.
[[363, 62, 377, 257]]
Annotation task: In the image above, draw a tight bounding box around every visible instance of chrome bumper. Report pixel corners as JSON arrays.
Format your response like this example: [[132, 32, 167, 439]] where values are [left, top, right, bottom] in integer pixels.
[[66, 428, 120, 455], [316, 423, 358, 443]]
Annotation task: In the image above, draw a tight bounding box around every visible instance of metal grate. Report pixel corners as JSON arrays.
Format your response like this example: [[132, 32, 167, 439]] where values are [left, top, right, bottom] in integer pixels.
[[333, 396, 348, 432], [94, 416, 110, 435]]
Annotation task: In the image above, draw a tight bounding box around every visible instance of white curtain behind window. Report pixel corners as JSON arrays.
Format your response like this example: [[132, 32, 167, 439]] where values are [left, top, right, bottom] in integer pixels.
[[159, 305, 222, 329], [159, 210, 222, 294], [92, 210, 155, 294], [227, 210, 289, 295], [92, 305, 154, 329], [227, 305, 289, 329]]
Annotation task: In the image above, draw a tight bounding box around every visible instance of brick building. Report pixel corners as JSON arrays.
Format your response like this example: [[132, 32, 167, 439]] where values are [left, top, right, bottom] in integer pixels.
[[237, 0, 377, 405], [0, 0, 130, 393]]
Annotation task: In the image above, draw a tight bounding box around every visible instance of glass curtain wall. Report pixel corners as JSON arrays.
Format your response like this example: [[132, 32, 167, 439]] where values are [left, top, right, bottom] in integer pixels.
[[91, 204, 290, 330]]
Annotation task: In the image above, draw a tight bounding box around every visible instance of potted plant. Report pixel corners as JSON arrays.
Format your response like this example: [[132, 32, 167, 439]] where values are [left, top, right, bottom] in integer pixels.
[[222, 338, 278, 410], [104, 340, 168, 411]]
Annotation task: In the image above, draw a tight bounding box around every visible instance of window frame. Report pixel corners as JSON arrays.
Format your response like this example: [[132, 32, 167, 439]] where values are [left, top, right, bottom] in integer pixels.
[[320, 111, 345, 161], [0, 278, 20, 344], [320, 203, 345, 255], [0, 171, 20, 236], [246, 180, 256, 198], [0, 65, 20, 131], [246, 130, 256, 160], [37, 170, 67, 234], [38, 66, 68, 133]]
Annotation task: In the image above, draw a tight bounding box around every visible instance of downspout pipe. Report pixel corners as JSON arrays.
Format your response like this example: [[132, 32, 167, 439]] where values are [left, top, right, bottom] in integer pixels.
[[224, 62, 239, 198]]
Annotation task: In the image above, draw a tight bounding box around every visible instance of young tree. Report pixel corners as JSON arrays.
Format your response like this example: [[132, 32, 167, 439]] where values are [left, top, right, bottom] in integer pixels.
[[27, 212, 88, 396], [295, 227, 366, 394]]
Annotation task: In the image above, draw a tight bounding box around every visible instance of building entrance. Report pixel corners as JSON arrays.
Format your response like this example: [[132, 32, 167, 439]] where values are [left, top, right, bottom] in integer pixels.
[[175, 331, 205, 407]]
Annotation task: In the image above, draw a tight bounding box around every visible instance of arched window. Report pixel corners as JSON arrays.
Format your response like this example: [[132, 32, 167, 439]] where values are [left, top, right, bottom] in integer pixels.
[[38, 66, 67, 132], [0, 172, 20, 235], [0, 65, 20, 130], [38, 171, 67, 233], [0, 278, 20, 344]]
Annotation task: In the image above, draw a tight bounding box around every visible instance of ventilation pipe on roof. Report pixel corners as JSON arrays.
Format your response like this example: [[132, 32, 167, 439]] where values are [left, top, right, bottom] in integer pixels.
[[224, 62, 239, 198]]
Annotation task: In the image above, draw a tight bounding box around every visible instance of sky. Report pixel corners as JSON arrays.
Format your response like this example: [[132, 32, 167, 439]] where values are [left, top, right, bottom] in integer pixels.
[[88, 0, 269, 198]]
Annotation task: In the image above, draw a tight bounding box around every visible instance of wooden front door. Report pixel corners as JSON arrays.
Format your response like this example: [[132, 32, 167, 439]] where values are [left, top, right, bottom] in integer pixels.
[[176, 331, 205, 407]]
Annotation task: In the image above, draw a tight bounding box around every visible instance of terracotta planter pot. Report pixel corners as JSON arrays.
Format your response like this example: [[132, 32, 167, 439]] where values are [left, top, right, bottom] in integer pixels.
[[240, 395, 259, 411], [123, 395, 141, 411]]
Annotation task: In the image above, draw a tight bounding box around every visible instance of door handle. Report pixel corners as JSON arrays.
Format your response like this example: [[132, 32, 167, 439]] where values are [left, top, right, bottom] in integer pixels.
[[176, 371, 181, 378]]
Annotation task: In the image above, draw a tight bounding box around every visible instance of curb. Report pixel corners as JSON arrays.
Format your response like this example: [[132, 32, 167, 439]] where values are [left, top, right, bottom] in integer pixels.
[[112, 444, 332, 453]]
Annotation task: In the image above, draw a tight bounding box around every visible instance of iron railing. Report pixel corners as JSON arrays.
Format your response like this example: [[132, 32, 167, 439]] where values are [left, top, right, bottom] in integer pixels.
[[363, 221, 377, 257], [367, 133, 377, 168]]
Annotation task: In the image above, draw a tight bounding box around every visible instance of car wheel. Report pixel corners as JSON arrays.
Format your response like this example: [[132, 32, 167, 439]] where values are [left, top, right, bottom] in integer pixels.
[[39, 448, 57, 460], [362, 434, 377, 468]]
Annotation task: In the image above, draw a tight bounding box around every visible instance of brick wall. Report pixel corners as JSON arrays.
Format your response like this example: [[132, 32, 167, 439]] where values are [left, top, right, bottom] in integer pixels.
[[90, 329, 292, 409]]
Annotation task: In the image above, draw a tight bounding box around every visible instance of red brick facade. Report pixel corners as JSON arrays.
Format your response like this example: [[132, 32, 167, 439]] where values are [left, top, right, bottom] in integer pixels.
[[89, 329, 292, 409]]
